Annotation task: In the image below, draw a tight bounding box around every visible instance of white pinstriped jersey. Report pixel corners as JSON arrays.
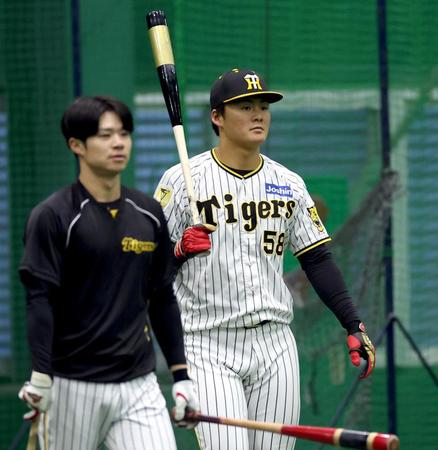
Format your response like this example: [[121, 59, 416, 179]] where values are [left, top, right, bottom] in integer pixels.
[[155, 149, 331, 332]]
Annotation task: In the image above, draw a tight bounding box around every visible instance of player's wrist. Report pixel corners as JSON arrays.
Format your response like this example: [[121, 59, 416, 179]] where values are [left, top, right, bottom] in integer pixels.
[[171, 366, 190, 383], [344, 320, 362, 335], [30, 370, 52, 388]]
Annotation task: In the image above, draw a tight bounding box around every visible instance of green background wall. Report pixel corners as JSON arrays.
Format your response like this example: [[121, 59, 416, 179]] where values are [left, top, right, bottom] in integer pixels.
[[0, 0, 437, 448]]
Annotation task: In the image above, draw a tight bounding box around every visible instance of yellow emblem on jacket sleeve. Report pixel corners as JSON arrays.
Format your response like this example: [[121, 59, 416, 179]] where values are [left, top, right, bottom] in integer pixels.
[[307, 206, 324, 232], [154, 185, 173, 208]]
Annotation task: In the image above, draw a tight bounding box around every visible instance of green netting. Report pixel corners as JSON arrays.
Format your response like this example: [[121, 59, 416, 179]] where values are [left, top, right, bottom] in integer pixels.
[[1, 0, 437, 449]]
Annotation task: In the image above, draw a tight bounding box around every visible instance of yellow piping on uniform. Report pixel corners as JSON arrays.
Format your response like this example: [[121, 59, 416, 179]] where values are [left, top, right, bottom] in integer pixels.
[[211, 148, 264, 178], [294, 238, 332, 257]]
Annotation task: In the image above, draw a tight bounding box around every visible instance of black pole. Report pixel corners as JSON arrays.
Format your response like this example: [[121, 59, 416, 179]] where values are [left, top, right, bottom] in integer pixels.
[[71, 0, 81, 176], [7, 421, 31, 450], [376, 0, 397, 434], [71, 0, 82, 98]]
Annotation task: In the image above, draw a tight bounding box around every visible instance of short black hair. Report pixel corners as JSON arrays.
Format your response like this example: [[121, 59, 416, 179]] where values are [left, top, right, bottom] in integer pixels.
[[61, 96, 134, 142], [211, 103, 225, 136]]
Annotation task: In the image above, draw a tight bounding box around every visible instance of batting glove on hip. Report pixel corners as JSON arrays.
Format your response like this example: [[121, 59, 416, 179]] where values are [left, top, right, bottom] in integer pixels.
[[174, 224, 216, 259], [347, 322, 376, 379], [18, 371, 52, 420], [171, 379, 200, 428]]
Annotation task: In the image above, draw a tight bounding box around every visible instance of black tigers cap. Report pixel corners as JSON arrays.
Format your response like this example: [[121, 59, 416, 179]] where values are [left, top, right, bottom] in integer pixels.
[[210, 68, 283, 110]]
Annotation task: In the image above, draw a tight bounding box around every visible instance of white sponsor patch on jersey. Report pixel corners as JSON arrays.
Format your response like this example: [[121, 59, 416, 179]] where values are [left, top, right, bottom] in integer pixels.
[[265, 183, 293, 198], [154, 185, 173, 209]]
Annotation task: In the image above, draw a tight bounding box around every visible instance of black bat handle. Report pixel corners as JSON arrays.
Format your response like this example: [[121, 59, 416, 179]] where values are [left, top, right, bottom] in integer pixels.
[[146, 10, 167, 28]]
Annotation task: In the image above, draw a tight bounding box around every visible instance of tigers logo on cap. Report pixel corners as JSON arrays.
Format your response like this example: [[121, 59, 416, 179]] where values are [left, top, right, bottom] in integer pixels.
[[244, 74, 263, 91], [210, 68, 283, 110]]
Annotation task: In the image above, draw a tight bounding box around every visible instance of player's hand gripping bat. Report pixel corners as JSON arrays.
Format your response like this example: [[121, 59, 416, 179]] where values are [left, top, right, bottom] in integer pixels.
[[146, 10, 201, 225], [172, 409, 400, 450]]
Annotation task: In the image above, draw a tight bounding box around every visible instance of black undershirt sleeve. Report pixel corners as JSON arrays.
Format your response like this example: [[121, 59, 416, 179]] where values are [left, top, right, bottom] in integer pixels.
[[297, 244, 360, 331], [148, 210, 187, 373], [20, 272, 55, 376], [148, 288, 186, 367]]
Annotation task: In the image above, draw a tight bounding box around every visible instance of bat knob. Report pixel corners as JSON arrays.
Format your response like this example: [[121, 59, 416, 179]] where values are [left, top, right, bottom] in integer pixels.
[[388, 435, 400, 450], [146, 10, 167, 28]]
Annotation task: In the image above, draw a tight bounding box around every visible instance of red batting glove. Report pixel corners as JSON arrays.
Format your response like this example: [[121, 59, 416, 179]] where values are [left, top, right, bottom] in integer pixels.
[[346, 322, 376, 379], [174, 224, 215, 259]]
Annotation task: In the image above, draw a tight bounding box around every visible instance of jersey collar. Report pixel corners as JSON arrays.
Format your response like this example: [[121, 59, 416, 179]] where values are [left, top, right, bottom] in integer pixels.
[[211, 148, 264, 179], [76, 180, 125, 212]]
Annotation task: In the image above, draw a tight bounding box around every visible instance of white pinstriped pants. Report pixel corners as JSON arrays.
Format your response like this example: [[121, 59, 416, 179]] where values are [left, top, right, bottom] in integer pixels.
[[37, 372, 177, 450], [185, 322, 300, 450]]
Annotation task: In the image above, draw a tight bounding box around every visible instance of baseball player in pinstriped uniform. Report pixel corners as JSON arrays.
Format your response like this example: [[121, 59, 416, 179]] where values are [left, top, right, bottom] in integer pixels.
[[155, 69, 376, 450], [18, 96, 199, 449]]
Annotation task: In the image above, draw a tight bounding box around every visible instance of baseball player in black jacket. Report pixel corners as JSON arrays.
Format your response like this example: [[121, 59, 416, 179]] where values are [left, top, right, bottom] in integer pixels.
[[18, 96, 198, 449]]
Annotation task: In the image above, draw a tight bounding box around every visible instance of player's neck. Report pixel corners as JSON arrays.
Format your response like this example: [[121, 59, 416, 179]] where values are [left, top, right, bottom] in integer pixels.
[[214, 142, 261, 171], [78, 170, 121, 203]]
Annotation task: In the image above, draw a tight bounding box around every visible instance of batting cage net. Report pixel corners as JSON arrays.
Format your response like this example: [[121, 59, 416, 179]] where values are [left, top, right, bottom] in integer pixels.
[[1, 0, 437, 449]]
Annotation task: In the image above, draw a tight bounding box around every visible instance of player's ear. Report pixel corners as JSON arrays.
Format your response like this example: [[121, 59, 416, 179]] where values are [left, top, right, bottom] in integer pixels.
[[211, 109, 223, 128], [68, 137, 86, 156]]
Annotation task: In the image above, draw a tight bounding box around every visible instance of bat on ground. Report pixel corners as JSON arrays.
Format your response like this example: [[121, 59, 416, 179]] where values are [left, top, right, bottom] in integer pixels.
[[175, 410, 400, 450], [146, 10, 201, 225]]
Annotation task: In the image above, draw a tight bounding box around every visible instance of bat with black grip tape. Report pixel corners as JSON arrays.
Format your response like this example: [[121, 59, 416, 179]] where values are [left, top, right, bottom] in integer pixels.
[[175, 410, 400, 450], [146, 10, 201, 225]]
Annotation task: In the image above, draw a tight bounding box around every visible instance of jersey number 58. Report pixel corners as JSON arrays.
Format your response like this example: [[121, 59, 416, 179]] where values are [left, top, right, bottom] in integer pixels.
[[263, 230, 285, 255]]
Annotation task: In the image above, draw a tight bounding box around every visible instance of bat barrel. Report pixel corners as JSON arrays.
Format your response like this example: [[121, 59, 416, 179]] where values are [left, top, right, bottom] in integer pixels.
[[339, 429, 399, 450], [146, 10, 167, 28], [370, 433, 400, 450], [281, 426, 399, 450], [191, 413, 400, 450]]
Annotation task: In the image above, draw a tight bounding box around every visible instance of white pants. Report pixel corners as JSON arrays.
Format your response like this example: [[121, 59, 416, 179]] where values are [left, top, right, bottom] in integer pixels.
[[185, 322, 300, 450], [38, 372, 177, 450]]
